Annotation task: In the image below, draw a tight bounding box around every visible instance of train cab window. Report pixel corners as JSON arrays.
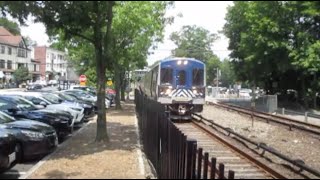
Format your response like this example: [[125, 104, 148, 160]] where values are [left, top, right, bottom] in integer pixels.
[[177, 70, 186, 86], [161, 68, 173, 85], [193, 69, 204, 86]]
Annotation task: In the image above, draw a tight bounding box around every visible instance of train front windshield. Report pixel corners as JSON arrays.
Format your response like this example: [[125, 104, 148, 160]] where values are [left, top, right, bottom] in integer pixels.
[[161, 68, 173, 85], [192, 68, 204, 86], [177, 70, 186, 86]]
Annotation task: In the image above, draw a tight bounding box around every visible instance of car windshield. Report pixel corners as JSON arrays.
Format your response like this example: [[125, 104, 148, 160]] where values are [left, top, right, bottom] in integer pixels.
[[0, 97, 39, 111], [42, 93, 61, 104], [58, 93, 76, 101], [0, 111, 15, 123], [16, 98, 39, 111]]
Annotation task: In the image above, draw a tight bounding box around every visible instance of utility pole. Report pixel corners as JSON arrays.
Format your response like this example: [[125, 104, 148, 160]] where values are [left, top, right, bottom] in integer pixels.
[[216, 68, 219, 89]]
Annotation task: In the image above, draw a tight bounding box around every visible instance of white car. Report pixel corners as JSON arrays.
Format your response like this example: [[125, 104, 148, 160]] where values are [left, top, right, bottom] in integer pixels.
[[0, 91, 85, 125], [239, 89, 252, 98], [62, 89, 111, 109]]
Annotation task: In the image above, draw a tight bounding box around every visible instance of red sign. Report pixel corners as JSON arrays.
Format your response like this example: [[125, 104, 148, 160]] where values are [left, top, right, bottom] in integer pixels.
[[79, 75, 87, 82]]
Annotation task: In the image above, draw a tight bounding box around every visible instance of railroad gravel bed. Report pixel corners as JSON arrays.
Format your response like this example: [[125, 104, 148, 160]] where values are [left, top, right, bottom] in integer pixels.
[[200, 105, 320, 179]]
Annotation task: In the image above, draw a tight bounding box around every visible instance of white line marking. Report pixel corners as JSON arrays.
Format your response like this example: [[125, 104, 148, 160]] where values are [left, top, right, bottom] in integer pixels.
[[3, 171, 26, 175], [134, 115, 145, 176]]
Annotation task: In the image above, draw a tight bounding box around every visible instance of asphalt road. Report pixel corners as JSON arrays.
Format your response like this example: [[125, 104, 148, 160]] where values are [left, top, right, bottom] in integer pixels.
[[0, 123, 86, 179]]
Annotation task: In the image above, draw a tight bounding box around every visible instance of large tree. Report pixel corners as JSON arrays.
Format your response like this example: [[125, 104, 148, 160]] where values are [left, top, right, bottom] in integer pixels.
[[170, 25, 223, 85], [170, 25, 219, 62], [223, 1, 320, 108], [111, 1, 173, 109], [1, 1, 115, 142]]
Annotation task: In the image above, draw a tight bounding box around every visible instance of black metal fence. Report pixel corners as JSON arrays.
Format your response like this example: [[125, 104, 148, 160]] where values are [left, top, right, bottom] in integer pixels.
[[135, 89, 235, 179]]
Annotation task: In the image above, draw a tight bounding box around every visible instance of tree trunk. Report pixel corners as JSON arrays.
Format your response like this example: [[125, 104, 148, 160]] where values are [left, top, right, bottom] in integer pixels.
[[95, 1, 114, 142], [95, 46, 108, 142], [313, 73, 317, 109], [301, 75, 309, 109], [121, 71, 126, 101], [115, 66, 122, 110]]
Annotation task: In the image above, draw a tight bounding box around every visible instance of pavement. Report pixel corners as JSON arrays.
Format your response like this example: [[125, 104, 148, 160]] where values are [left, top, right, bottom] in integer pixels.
[[0, 121, 90, 179], [25, 102, 151, 179]]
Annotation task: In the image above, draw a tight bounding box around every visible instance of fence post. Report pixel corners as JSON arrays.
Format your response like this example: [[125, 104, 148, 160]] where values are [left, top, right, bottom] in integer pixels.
[[192, 142, 198, 179], [218, 163, 225, 179], [210, 158, 217, 179], [282, 108, 285, 115], [180, 134, 187, 179], [185, 140, 196, 179], [197, 148, 203, 179], [305, 112, 308, 122], [203, 152, 209, 179], [228, 170, 235, 179]]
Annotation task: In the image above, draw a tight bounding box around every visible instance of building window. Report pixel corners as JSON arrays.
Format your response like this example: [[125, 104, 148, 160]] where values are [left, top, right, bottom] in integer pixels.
[[0, 60, 5, 69], [18, 63, 24, 69], [1, 46, 5, 54], [7, 61, 12, 69], [34, 64, 37, 72], [8, 47, 12, 55], [17, 49, 26, 57]]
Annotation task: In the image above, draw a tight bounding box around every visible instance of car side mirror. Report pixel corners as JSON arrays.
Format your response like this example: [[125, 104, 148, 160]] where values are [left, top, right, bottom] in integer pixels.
[[58, 99, 63, 103], [40, 101, 47, 107]]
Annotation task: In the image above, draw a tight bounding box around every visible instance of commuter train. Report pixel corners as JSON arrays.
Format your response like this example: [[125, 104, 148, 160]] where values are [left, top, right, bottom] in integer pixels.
[[139, 57, 206, 119]]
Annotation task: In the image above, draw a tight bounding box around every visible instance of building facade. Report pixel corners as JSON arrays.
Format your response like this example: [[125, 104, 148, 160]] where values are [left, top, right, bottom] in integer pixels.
[[33, 46, 69, 81], [0, 27, 40, 84]]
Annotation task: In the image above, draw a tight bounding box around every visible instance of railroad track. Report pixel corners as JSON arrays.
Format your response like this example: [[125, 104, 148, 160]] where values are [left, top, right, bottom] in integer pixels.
[[173, 120, 286, 179], [209, 102, 320, 136]]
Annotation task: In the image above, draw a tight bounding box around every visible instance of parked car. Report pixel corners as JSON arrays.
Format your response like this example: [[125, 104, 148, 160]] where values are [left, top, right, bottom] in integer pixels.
[[0, 111, 58, 161], [60, 91, 98, 113], [62, 89, 111, 109], [26, 84, 43, 90], [50, 92, 96, 118], [0, 96, 73, 140], [0, 129, 17, 172], [69, 85, 97, 96], [48, 80, 58, 86], [239, 89, 252, 98], [0, 92, 84, 125]]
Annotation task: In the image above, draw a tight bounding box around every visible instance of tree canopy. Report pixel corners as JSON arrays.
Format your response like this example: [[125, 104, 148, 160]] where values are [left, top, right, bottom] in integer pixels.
[[223, 1, 320, 108]]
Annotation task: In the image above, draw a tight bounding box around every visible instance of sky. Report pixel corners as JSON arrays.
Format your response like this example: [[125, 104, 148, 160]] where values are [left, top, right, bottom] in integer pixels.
[[19, 1, 234, 66]]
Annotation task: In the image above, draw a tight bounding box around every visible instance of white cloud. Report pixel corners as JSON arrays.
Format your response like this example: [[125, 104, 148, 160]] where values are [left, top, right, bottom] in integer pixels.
[[20, 16, 49, 46]]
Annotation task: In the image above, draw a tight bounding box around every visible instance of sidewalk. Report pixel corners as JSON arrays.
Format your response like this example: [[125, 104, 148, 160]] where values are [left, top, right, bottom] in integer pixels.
[[27, 102, 150, 179]]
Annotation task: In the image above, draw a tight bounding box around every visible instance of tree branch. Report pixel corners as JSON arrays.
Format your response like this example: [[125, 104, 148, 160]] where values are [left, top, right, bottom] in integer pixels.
[[103, 1, 115, 62], [67, 30, 95, 44]]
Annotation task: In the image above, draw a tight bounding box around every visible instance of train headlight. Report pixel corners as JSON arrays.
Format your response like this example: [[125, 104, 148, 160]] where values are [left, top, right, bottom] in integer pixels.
[[177, 60, 182, 65], [193, 90, 198, 94], [184, 61, 188, 65], [160, 86, 173, 97], [166, 89, 172, 95]]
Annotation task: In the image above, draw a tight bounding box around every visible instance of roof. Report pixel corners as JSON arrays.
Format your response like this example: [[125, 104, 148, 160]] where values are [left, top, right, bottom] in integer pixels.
[[0, 36, 23, 46], [160, 57, 203, 63], [149, 57, 204, 70], [0, 27, 13, 36], [0, 27, 25, 47]]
